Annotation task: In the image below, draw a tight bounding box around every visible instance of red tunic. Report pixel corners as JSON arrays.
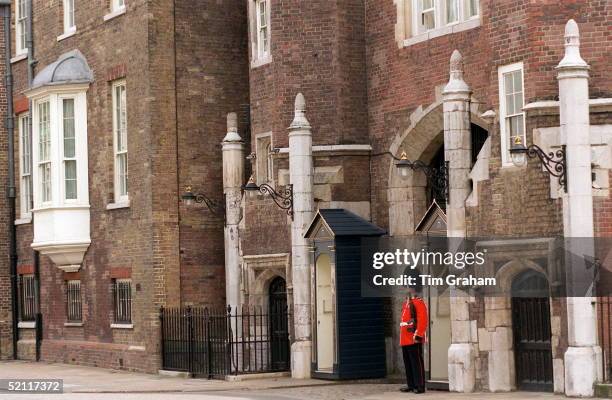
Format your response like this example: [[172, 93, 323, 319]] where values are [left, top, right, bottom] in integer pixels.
[[399, 296, 428, 346]]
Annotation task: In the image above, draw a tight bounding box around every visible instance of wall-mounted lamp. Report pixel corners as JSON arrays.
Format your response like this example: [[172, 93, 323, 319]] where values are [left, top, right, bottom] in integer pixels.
[[181, 186, 226, 220], [394, 151, 449, 203], [509, 136, 567, 192], [243, 175, 294, 219]]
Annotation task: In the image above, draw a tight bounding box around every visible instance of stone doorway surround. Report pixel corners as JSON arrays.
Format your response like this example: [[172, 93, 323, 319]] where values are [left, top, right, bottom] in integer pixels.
[[241, 253, 290, 313]]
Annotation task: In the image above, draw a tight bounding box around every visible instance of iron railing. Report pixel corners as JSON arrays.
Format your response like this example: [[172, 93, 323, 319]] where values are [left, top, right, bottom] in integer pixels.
[[160, 305, 290, 378], [597, 296, 612, 382]]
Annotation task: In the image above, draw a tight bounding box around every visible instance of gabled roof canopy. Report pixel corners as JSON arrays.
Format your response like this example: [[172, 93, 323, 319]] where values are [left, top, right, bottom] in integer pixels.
[[305, 209, 386, 239], [31, 50, 93, 90]]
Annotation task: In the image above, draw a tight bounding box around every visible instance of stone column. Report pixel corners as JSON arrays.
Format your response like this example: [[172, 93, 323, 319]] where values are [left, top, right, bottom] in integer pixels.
[[288, 93, 315, 378], [222, 112, 244, 310], [443, 50, 476, 392], [558, 19, 601, 397]]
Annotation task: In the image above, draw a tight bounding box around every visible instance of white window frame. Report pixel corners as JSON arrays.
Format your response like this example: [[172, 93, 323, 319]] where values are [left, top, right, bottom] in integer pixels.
[[15, 0, 27, 56], [406, 0, 480, 45], [111, 0, 125, 13], [18, 113, 32, 220], [60, 96, 78, 202], [36, 99, 52, 206], [112, 80, 128, 205], [250, 0, 271, 67], [31, 88, 89, 211], [63, 0, 76, 34], [498, 62, 526, 166]]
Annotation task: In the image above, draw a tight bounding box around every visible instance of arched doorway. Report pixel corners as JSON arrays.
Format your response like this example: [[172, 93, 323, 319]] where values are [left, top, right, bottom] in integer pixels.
[[268, 276, 289, 371], [511, 270, 553, 392]]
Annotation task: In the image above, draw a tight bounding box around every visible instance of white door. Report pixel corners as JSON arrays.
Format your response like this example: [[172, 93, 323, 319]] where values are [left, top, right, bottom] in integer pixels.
[[316, 253, 333, 371]]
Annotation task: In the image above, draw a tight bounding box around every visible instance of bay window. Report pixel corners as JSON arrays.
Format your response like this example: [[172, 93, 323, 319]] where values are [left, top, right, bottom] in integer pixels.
[[27, 50, 93, 271]]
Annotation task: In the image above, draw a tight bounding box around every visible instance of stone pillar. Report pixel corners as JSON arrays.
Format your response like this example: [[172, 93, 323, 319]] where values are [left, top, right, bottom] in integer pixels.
[[558, 19, 601, 397], [222, 112, 244, 310], [288, 93, 315, 378], [443, 50, 476, 392]]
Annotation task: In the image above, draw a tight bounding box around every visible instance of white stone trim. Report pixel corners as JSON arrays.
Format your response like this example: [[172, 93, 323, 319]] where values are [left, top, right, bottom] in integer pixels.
[[18, 321, 36, 329], [57, 29, 77, 42], [276, 144, 371, 156], [106, 200, 130, 210], [64, 322, 84, 327], [10, 53, 27, 64], [523, 98, 612, 115], [111, 323, 133, 329], [14, 217, 32, 225], [403, 17, 480, 47], [103, 6, 126, 22]]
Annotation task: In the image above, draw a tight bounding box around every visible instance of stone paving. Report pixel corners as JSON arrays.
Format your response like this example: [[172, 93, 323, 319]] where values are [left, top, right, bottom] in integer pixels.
[[0, 361, 605, 399]]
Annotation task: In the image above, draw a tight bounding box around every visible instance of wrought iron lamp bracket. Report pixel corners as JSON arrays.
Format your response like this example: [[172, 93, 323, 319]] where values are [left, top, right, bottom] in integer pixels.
[[256, 183, 294, 219], [525, 144, 567, 192]]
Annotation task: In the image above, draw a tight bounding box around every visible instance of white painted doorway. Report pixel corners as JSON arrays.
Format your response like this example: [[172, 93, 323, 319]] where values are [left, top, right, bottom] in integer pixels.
[[316, 253, 333, 371]]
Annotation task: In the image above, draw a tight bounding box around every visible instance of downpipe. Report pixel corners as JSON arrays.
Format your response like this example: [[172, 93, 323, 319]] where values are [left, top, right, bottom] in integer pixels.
[[0, 0, 19, 360]]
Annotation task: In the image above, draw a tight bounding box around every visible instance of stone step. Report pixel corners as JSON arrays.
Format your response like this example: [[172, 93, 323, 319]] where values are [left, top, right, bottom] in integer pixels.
[[595, 383, 612, 398]]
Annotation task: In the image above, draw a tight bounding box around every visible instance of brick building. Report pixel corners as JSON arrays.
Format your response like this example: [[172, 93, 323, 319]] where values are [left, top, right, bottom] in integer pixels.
[[0, 0, 610, 397], [0, 0, 248, 372]]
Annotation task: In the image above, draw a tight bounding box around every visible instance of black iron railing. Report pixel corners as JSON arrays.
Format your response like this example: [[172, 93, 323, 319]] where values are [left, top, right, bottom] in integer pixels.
[[598, 296, 612, 382], [160, 305, 290, 379]]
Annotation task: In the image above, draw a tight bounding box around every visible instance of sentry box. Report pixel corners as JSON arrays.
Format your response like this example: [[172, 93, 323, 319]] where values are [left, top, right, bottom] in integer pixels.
[[304, 209, 386, 380]]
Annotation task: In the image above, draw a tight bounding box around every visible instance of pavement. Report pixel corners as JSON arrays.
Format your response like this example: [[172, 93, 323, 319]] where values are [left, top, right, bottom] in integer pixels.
[[0, 361, 604, 399]]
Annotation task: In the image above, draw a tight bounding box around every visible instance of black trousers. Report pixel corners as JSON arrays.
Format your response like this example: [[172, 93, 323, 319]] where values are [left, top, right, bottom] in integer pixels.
[[402, 343, 425, 391]]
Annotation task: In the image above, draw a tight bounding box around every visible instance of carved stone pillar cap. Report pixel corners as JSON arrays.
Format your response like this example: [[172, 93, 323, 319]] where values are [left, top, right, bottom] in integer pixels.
[[443, 50, 470, 96], [289, 92, 312, 131], [557, 19, 588, 70]]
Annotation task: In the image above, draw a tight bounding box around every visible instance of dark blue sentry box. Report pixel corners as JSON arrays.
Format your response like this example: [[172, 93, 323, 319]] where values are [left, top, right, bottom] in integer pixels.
[[305, 209, 387, 380]]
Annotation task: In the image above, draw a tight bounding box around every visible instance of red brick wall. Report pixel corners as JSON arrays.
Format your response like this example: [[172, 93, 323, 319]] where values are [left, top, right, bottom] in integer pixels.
[[175, 0, 249, 306]]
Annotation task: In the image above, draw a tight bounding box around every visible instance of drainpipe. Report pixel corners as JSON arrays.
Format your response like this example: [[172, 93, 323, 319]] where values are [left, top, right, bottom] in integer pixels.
[[0, 0, 18, 360], [26, 0, 41, 359]]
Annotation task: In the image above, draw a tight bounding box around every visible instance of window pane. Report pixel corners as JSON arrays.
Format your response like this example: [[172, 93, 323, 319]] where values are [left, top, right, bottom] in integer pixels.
[[38, 101, 50, 162], [65, 160, 77, 200], [423, 10, 435, 29], [504, 73, 513, 95], [41, 162, 51, 202], [506, 94, 515, 115], [513, 70, 523, 93], [63, 99, 75, 158], [467, 0, 478, 17], [514, 93, 523, 114], [423, 0, 434, 9], [259, 0, 266, 25], [446, 0, 458, 23], [118, 153, 128, 196]]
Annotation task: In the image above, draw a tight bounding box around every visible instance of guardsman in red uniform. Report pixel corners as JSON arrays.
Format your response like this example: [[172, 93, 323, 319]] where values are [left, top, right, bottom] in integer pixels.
[[399, 281, 428, 394]]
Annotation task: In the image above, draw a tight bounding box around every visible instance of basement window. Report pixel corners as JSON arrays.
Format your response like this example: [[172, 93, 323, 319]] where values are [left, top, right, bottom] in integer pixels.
[[112, 279, 132, 325], [66, 280, 82, 323], [19, 274, 36, 322]]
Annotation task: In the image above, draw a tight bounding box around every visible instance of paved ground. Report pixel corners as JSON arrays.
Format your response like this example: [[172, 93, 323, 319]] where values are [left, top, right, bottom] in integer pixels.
[[0, 361, 603, 399]]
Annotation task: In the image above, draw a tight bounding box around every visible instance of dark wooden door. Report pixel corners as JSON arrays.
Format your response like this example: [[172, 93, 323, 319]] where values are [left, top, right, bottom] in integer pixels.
[[269, 277, 290, 371], [511, 270, 553, 392]]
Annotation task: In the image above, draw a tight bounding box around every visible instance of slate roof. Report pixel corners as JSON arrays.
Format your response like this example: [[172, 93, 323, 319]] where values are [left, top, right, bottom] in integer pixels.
[[305, 209, 386, 238], [32, 50, 94, 90]]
